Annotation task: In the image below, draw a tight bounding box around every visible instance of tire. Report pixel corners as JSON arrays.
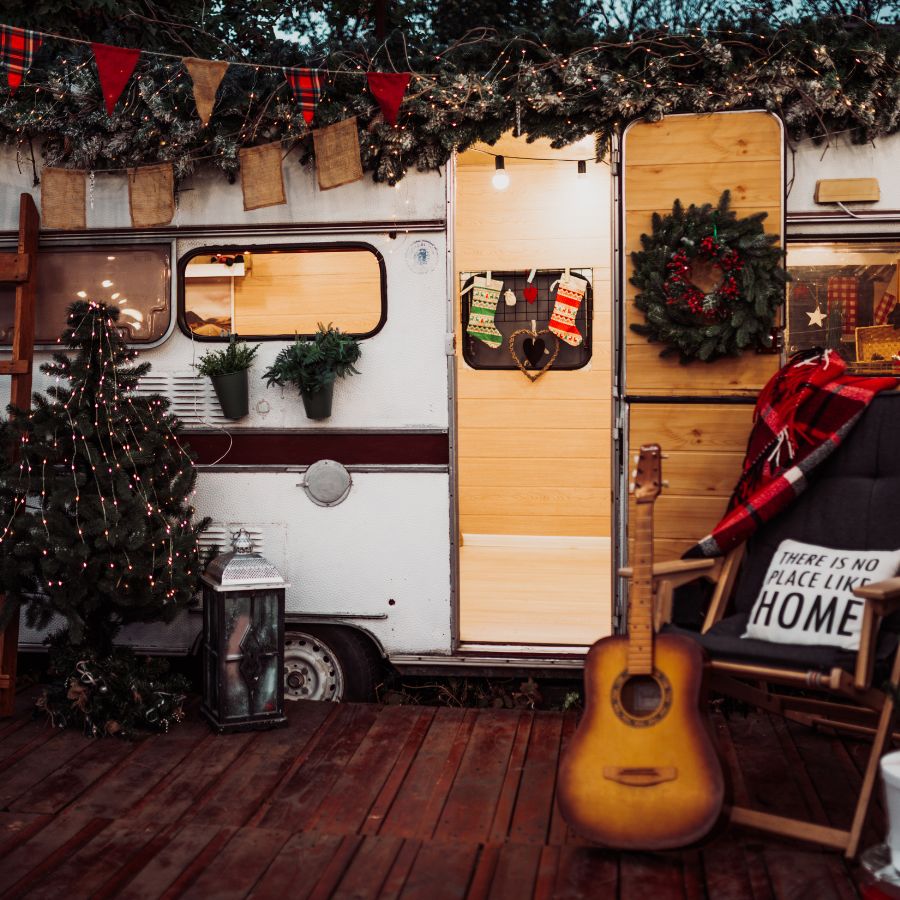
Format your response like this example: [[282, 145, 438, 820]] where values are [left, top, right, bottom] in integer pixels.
[[283, 625, 381, 703]]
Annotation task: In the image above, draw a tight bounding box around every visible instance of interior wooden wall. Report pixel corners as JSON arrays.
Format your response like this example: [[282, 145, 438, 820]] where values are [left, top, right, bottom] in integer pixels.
[[455, 140, 612, 537], [185, 249, 382, 335], [624, 112, 784, 560]]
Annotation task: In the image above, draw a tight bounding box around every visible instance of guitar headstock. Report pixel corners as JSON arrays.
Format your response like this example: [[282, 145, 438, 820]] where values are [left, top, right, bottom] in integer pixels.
[[633, 444, 663, 504]]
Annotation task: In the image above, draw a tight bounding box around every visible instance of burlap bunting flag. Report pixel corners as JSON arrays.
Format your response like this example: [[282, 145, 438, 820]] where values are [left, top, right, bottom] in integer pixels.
[[184, 57, 229, 126], [41, 168, 86, 230], [0, 24, 42, 95], [239, 142, 286, 210], [366, 72, 411, 126], [283, 67, 322, 125], [92, 43, 140, 115], [128, 163, 175, 227], [312, 117, 363, 191]]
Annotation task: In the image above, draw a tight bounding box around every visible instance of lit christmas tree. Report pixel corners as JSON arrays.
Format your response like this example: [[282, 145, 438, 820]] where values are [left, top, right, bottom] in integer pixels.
[[0, 301, 208, 656]]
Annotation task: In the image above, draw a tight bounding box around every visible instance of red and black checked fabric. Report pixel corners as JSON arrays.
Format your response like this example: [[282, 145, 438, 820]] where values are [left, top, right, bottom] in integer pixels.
[[0, 25, 42, 95], [686, 349, 898, 558], [283, 68, 321, 125], [874, 291, 898, 326], [827, 275, 859, 338]]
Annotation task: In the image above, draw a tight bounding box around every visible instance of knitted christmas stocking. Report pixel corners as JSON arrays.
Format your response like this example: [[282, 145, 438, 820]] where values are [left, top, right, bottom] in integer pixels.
[[549, 273, 585, 347], [466, 276, 504, 349]]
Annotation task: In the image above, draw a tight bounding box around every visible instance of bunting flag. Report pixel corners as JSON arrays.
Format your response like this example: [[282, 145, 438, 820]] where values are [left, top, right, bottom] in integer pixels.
[[41, 167, 86, 230], [0, 24, 42, 95], [284, 67, 322, 125], [92, 43, 141, 115], [312, 117, 363, 191], [128, 163, 175, 227], [239, 143, 286, 210], [183, 57, 228, 127], [366, 72, 411, 126]]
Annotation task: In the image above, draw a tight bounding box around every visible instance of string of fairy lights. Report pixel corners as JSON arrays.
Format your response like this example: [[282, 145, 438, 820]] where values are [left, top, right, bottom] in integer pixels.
[[1, 17, 897, 182], [0, 302, 201, 602]]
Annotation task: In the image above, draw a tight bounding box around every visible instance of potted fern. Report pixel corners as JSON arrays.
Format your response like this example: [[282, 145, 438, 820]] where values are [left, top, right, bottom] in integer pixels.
[[263, 324, 361, 420], [195, 336, 260, 420]]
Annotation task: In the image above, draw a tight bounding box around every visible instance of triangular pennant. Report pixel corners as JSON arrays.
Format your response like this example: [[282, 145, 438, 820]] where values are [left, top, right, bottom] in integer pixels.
[[366, 72, 411, 126], [0, 25, 43, 95], [183, 57, 229, 127], [283, 67, 322, 125], [91, 43, 140, 115]]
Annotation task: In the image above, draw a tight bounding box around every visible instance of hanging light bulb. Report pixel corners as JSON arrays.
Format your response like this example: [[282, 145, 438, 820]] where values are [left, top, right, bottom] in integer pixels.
[[492, 155, 510, 190]]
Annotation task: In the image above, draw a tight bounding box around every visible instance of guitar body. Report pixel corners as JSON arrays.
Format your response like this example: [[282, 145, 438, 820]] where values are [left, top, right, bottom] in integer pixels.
[[558, 632, 724, 849]]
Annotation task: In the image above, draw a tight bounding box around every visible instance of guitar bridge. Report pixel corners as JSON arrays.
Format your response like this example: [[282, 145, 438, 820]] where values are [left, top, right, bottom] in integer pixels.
[[602, 766, 678, 787]]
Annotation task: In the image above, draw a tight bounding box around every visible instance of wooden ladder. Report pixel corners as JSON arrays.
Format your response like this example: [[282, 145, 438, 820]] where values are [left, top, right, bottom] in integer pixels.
[[0, 194, 39, 717]]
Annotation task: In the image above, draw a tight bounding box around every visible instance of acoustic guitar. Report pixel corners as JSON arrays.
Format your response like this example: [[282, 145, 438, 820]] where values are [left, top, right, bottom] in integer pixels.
[[557, 443, 725, 850]]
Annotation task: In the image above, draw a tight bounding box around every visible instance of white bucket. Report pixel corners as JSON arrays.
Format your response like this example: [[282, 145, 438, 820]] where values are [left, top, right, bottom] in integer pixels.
[[880, 750, 900, 869]]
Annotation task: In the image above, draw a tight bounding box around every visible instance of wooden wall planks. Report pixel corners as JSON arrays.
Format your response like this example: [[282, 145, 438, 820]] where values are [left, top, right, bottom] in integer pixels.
[[624, 112, 783, 560]]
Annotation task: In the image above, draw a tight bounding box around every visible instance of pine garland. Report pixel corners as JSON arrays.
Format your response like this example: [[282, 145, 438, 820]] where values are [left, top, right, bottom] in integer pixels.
[[0, 17, 898, 183], [630, 191, 789, 363]]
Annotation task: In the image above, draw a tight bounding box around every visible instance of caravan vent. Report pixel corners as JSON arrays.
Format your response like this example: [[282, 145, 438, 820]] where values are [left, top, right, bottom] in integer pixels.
[[133, 372, 229, 427], [198, 524, 265, 561]]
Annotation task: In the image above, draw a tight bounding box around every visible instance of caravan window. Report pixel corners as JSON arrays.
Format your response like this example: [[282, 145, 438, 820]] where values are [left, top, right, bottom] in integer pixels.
[[0, 245, 171, 345], [180, 244, 386, 340], [786, 241, 900, 373]]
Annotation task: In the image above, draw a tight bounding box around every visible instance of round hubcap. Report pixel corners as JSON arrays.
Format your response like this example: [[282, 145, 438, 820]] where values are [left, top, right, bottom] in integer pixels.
[[283, 634, 344, 702]]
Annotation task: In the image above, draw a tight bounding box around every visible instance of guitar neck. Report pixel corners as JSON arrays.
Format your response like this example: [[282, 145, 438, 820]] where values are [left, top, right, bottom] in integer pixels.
[[628, 500, 655, 675]]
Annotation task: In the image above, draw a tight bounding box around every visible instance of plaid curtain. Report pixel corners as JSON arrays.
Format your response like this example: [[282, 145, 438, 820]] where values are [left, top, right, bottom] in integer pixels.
[[0, 25, 42, 94], [874, 291, 898, 326], [283, 68, 321, 124], [827, 275, 859, 339]]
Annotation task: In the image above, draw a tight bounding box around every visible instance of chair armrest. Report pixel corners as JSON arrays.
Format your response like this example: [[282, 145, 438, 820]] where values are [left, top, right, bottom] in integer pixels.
[[854, 577, 900, 616], [618, 558, 718, 580]]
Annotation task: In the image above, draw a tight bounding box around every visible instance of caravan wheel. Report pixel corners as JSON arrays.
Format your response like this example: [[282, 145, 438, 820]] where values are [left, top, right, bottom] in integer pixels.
[[283, 626, 380, 703]]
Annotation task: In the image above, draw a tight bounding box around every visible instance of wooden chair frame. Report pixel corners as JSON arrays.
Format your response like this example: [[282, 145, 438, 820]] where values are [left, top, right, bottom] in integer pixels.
[[621, 549, 900, 858]]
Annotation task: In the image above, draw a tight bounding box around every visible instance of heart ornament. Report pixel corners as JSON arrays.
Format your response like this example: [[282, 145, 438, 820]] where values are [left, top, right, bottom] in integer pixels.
[[508, 327, 560, 382]]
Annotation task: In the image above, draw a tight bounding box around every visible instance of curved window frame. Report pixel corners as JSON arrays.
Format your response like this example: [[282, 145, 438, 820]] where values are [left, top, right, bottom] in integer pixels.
[[177, 241, 388, 342]]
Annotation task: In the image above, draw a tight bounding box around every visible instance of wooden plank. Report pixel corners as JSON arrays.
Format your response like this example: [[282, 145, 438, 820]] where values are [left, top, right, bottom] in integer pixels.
[[458, 399, 610, 430], [549, 710, 579, 845], [624, 113, 782, 166], [487, 713, 534, 842], [619, 853, 687, 900], [629, 495, 727, 541], [625, 161, 782, 210], [434, 709, 523, 842], [259, 702, 380, 831], [699, 837, 758, 900], [9, 728, 137, 814], [0, 813, 111, 894], [761, 844, 858, 900], [104, 822, 228, 900], [248, 831, 345, 900], [0, 810, 51, 859], [67, 719, 209, 817], [180, 826, 293, 900], [460, 486, 609, 518], [21, 817, 164, 900], [396, 841, 481, 900], [0, 360, 29, 374], [630, 405, 754, 452], [461, 515, 610, 537], [458, 457, 610, 489], [306, 835, 365, 900], [379, 707, 478, 839], [646, 450, 745, 497], [0, 720, 61, 770], [458, 428, 611, 459], [331, 835, 405, 899], [549, 845, 618, 897], [378, 839, 423, 900], [0, 251, 30, 283], [480, 842, 543, 900], [187, 700, 332, 827], [508, 712, 564, 844]]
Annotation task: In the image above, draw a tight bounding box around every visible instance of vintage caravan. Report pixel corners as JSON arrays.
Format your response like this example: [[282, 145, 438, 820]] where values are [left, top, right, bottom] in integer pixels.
[[3, 110, 900, 700]]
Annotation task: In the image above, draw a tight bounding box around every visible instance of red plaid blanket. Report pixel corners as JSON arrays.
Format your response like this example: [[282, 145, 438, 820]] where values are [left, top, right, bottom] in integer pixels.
[[686, 349, 898, 558]]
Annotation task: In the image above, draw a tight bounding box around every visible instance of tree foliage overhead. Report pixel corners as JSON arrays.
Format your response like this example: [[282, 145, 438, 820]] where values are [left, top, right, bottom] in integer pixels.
[[0, 2, 897, 182]]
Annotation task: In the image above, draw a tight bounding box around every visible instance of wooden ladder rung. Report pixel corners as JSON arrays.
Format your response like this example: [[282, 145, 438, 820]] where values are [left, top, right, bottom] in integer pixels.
[[0, 360, 29, 375], [0, 253, 31, 285]]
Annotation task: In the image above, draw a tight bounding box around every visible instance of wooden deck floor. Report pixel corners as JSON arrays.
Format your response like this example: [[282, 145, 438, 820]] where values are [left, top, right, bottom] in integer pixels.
[[0, 693, 880, 899]]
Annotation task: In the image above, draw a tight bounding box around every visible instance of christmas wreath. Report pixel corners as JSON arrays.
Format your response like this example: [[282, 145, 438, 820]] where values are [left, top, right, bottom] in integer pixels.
[[630, 191, 788, 363]]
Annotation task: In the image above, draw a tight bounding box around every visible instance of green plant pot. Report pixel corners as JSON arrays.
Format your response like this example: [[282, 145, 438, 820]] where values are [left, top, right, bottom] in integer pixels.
[[210, 370, 249, 420], [301, 382, 334, 420]]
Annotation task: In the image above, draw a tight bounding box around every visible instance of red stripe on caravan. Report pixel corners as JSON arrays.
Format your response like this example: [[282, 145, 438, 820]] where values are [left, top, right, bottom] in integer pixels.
[[183, 431, 449, 466]]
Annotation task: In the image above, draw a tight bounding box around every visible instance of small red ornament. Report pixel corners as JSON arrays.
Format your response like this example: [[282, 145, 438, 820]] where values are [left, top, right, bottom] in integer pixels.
[[524, 284, 538, 303]]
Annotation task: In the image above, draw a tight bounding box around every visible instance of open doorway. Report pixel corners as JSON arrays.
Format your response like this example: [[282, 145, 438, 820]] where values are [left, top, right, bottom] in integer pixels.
[[454, 134, 614, 647]]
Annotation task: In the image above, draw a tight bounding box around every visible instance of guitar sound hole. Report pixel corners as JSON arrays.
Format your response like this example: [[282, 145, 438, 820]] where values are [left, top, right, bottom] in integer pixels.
[[619, 675, 664, 719]]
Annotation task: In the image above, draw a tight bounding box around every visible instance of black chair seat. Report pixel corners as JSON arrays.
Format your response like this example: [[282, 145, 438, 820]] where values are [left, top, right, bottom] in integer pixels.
[[665, 614, 899, 673]]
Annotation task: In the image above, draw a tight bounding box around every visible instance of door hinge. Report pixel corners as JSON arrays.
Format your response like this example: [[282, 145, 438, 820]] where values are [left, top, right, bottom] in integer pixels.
[[445, 333, 457, 356], [610, 148, 621, 177]]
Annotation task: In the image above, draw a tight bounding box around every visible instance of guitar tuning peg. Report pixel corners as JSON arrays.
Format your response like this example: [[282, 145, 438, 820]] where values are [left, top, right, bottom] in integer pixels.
[[631, 468, 638, 479], [661, 480, 670, 488], [629, 482, 635, 492], [661, 454, 670, 460]]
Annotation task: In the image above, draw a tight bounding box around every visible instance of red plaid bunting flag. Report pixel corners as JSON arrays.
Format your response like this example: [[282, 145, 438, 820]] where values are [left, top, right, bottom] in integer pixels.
[[874, 291, 898, 326], [0, 25, 42, 95], [283, 67, 321, 125], [826, 275, 859, 338]]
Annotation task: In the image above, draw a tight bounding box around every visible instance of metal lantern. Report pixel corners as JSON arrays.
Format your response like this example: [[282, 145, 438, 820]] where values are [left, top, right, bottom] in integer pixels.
[[201, 529, 288, 733]]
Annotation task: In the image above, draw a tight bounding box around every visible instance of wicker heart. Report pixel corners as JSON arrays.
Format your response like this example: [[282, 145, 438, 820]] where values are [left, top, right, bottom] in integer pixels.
[[509, 328, 559, 382], [523, 336, 546, 367]]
